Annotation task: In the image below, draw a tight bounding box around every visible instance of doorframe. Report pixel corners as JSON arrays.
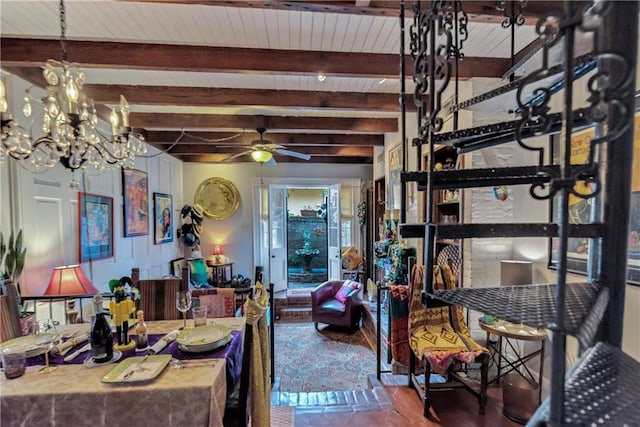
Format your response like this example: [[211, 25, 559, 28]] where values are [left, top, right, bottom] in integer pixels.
[[252, 177, 361, 289]]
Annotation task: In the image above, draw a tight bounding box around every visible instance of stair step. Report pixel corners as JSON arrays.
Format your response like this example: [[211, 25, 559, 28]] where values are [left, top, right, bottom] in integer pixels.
[[271, 375, 392, 413], [280, 306, 312, 320], [529, 342, 640, 425], [400, 222, 604, 239], [428, 282, 608, 339]]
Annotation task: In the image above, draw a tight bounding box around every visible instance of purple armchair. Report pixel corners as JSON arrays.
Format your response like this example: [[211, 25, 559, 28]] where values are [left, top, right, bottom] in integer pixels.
[[311, 279, 363, 331]]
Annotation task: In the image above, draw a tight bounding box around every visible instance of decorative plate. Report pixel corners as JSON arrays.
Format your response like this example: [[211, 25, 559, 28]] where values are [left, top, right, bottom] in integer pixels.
[[176, 324, 231, 353], [194, 177, 240, 220], [101, 354, 172, 383]]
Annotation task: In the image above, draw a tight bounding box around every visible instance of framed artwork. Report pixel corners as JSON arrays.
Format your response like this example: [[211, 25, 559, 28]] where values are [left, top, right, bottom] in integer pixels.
[[153, 192, 173, 244], [122, 169, 149, 237], [549, 113, 640, 285], [388, 144, 402, 210], [79, 193, 114, 262]]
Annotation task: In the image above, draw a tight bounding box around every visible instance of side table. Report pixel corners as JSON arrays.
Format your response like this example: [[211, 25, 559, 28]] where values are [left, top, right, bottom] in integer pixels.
[[206, 261, 234, 287], [479, 319, 547, 424]]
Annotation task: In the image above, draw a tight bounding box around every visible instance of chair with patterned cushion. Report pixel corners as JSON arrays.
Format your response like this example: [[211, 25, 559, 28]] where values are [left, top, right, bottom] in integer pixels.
[[408, 260, 489, 416], [191, 288, 237, 318], [311, 279, 363, 331]]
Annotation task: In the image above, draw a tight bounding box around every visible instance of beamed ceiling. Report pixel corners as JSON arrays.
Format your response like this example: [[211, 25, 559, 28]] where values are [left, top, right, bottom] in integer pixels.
[[0, 0, 571, 165]]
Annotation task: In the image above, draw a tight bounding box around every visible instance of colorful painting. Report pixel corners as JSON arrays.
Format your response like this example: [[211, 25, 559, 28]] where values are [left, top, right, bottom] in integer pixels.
[[122, 169, 149, 237], [549, 113, 640, 285], [79, 193, 113, 262], [154, 192, 173, 244], [388, 144, 402, 210]]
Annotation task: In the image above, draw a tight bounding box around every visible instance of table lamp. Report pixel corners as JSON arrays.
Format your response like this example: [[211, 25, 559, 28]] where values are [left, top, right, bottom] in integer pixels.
[[212, 245, 224, 264], [44, 265, 100, 323]]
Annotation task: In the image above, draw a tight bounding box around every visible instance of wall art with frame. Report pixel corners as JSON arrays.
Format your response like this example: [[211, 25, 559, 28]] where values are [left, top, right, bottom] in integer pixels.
[[388, 143, 402, 210], [153, 192, 173, 244], [122, 168, 149, 237], [548, 113, 640, 285], [79, 193, 114, 262]]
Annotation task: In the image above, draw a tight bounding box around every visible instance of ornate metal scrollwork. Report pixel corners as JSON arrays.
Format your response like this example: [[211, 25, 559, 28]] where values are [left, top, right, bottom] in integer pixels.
[[411, 1, 467, 143]]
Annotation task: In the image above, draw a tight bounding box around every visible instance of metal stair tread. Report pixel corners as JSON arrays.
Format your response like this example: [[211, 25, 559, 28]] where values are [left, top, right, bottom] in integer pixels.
[[399, 222, 605, 239], [427, 282, 607, 337], [528, 342, 640, 425]]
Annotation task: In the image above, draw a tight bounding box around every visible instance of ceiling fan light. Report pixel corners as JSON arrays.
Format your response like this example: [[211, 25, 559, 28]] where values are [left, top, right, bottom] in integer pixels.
[[251, 150, 273, 163]]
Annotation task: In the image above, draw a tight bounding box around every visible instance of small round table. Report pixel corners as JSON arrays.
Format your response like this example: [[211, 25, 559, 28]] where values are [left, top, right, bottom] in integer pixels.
[[479, 319, 547, 424], [206, 261, 234, 286]]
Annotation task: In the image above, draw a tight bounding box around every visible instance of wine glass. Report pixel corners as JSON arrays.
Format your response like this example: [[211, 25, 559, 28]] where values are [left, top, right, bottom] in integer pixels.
[[32, 319, 60, 374], [176, 291, 192, 329]]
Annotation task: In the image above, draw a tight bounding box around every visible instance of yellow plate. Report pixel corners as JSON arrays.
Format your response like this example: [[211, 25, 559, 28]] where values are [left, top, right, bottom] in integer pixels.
[[101, 354, 171, 383], [194, 177, 240, 220], [177, 324, 231, 353]]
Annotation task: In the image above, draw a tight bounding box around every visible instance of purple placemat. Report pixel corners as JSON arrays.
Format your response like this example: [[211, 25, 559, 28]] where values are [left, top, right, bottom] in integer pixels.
[[25, 330, 243, 387]]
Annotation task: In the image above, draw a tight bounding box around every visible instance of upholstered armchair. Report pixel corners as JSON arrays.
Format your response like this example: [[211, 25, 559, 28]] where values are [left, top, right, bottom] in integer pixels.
[[311, 279, 363, 331]]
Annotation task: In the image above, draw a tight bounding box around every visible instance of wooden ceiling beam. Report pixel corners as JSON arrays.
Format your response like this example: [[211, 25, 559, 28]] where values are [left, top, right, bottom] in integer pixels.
[[2, 39, 509, 79], [179, 153, 373, 164], [84, 84, 408, 112], [130, 113, 398, 133], [145, 131, 384, 146], [166, 145, 373, 156]]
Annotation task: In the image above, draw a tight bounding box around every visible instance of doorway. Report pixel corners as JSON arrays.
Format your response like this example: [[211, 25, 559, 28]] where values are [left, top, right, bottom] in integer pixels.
[[286, 188, 328, 289], [252, 177, 359, 295]]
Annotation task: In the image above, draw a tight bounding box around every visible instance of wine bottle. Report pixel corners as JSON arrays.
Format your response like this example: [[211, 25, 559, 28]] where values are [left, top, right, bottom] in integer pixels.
[[90, 295, 114, 363]]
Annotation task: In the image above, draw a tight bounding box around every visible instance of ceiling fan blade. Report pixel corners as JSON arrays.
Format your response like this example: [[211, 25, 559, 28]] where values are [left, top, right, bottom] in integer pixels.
[[274, 148, 311, 161], [266, 157, 277, 167], [221, 150, 252, 162]]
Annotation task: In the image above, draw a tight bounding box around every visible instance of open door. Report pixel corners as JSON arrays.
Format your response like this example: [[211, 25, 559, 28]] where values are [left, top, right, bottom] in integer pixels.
[[327, 184, 341, 280], [268, 185, 288, 293]]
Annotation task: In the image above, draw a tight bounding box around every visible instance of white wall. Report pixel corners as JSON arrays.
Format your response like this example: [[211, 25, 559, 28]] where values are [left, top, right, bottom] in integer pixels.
[[182, 162, 372, 282]]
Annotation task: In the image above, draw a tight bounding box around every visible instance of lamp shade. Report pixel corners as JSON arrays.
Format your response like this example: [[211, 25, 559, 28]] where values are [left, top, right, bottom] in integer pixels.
[[500, 260, 533, 286], [251, 150, 273, 163], [212, 245, 222, 256], [44, 265, 99, 296]]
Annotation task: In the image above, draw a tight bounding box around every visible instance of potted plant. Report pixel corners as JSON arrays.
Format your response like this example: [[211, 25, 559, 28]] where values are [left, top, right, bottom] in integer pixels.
[[1, 229, 27, 287], [1, 229, 29, 339]]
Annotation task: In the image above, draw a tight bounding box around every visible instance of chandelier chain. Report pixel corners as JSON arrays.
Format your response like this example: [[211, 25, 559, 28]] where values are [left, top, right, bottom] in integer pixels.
[[59, 0, 68, 62]]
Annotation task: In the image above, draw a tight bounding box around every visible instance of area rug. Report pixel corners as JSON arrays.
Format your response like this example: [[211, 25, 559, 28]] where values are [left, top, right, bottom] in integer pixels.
[[274, 322, 376, 392]]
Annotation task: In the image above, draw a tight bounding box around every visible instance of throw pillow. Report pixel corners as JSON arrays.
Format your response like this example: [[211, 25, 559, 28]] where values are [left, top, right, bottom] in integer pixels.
[[335, 280, 360, 304]]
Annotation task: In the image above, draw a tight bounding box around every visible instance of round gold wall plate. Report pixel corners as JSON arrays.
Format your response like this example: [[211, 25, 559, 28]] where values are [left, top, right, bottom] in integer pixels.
[[194, 177, 240, 220]]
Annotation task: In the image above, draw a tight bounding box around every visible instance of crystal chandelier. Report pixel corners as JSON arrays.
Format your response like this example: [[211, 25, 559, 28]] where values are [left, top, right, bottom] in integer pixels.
[[0, 0, 146, 172]]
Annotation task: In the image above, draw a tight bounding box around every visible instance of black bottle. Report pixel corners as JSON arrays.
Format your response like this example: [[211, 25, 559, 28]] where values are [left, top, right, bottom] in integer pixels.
[[90, 295, 114, 363]]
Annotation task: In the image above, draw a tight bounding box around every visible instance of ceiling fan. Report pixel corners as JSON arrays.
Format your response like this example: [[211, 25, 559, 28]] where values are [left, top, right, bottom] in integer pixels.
[[222, 128, 312, 164]]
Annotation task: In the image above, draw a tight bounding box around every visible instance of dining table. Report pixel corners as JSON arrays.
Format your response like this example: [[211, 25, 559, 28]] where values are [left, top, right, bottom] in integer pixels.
[[0, 317, 245, 427]]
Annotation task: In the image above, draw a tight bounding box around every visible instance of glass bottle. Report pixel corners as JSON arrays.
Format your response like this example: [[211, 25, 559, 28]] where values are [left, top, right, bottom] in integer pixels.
[[134, 310, 148, 351], [90, 295, 114, 363]]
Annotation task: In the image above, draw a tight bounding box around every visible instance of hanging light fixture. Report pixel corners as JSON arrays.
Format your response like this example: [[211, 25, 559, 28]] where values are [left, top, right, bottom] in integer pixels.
[[0, 0, 146, 173], [251, 150, 273, 163]]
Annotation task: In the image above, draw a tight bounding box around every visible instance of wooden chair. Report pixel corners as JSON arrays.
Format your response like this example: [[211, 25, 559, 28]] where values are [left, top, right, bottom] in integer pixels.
[[408, 262, 489, 416], [130, 267, 187, 321], [223, 284, 271, 427], [0, 283, 23, 341]]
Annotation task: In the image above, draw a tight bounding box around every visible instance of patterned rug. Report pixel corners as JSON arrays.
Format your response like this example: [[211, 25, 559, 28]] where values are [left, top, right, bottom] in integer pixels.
[[274, 322, 376, 392]]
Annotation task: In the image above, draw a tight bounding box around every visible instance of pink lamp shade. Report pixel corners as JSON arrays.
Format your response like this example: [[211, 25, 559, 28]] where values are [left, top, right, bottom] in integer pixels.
[[212, 245, 224, 263], [44, 265, 99, 296]]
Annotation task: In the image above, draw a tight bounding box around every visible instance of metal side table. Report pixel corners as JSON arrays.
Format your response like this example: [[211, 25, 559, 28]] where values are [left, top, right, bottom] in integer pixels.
[[479, 319, 547, 424]]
